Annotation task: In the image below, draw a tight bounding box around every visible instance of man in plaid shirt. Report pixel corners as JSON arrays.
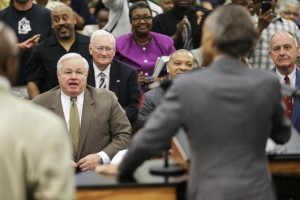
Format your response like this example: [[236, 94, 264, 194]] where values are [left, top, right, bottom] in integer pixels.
[[249, 0, 300, 70]]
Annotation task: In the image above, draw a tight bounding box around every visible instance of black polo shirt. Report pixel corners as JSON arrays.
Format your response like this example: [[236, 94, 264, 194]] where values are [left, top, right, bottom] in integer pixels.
[[26, 33, 91, 93], [0, 4, 52, 85]]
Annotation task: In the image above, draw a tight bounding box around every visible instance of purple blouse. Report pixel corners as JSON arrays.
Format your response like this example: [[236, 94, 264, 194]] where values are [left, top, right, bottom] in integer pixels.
[[115, 32, 175, 76]]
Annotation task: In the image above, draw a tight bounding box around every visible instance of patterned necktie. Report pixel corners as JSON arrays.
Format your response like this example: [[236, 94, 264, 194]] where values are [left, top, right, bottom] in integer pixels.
[[69, 97, 80, 157], [99, 72, 106, 89], [283, 75, 293, 118]]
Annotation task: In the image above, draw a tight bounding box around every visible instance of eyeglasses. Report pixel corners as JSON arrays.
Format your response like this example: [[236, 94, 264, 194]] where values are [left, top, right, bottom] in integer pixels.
[[93, 46, 114, 52], [131, 15, 152, 23]]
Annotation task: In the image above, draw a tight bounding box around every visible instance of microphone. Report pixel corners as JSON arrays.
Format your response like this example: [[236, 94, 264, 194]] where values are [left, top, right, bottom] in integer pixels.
[[281, 84, 300, 99]]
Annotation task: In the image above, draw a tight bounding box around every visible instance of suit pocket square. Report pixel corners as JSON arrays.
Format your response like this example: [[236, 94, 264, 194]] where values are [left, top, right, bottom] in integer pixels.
[[116, 80, 120, 83]]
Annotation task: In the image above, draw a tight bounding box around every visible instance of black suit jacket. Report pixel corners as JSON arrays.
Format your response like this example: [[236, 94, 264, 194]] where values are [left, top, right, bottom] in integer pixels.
[[88, 59, 140, 123]]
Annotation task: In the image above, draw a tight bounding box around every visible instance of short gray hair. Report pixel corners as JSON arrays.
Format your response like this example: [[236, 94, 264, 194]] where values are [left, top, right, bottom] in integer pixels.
[[279, 0, 300, 14], [90, 29, 116, 47], [269, 31, 299, 50], [169, 49, 194, 62], [205, 4, 257, 57], [57, 53, 89, 71]]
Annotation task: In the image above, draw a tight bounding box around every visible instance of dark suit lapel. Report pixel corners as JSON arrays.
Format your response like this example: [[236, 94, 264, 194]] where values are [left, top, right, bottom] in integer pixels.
[[77, 87, 95, 159], [87, 62, 96, 87], [109, 61, 121, 95], [292, 68, 300, 125]]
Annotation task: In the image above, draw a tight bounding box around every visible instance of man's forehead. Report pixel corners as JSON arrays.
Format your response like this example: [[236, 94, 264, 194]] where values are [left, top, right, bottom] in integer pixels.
[[52, 7, 73, 17]]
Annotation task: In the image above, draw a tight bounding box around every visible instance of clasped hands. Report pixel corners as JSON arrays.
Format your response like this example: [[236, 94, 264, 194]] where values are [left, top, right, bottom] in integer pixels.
[[71, 153, 102, 172]]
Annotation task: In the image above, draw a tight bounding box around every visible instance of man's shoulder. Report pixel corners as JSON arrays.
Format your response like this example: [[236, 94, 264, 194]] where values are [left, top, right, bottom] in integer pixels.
[[0, 5, 11, 17], [31, 3, 51, 14], [112, 59, 136, 72], [33, 87, 59, 104], [87, 85, 116, 98], [1, 92, 63, 130], [144, 87, 163, 101], [75, 32, 90, 43], [36, 34, 56, 47]]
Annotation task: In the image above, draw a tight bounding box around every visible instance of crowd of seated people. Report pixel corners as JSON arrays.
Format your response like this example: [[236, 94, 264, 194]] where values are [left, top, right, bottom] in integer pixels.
[[1, 0, 300, 199]]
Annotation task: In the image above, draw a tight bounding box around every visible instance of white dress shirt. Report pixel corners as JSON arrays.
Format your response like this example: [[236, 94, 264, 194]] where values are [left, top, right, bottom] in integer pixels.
[[93, 63, 111, 89], [60, 91, 110, 164], [276, 66, 296, 87]]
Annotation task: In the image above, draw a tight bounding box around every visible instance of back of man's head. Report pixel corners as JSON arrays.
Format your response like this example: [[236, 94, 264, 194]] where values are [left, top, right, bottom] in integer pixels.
[[0, 22, 18, 84], [204, 4, 257, 58]]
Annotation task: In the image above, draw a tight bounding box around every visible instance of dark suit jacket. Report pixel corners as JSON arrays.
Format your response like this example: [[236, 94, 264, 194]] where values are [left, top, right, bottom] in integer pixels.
[[273, 67, 300, 133], [33, 86, 131, 162], [119, 57, 291, 200], [87, 59, 140, 124], [291, 68, 300, 132]]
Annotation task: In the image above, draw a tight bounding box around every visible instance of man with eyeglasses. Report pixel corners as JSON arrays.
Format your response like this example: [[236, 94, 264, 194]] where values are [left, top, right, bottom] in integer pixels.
[[87, 30, 140, 125], [33, 52, 131, 172], [26, 4, 91, 99]]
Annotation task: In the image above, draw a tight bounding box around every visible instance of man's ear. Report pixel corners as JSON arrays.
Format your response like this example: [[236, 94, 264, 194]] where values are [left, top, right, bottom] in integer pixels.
[[166, 62, 170, 73], [89, 45, 93, 55]]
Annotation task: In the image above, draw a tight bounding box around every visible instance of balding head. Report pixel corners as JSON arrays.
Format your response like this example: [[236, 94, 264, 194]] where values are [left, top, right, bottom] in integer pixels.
[[269, 31, 299, 75], [51, 4, 74, 18], [51, 4, 76, 41], [167, 49, 194, 78], [0, 22, 19, 84]]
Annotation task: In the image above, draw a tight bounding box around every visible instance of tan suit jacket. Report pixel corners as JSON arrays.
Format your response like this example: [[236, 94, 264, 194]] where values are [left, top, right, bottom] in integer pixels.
[[33, 85, 131, 161], [0, 84, 74, 200]]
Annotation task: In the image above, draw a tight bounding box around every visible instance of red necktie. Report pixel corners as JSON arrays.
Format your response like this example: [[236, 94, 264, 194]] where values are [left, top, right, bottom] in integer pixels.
[[283, 75, 293, 118]]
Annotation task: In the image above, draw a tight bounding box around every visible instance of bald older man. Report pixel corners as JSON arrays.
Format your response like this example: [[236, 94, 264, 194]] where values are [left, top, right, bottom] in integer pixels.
[[26, 4, 91, 99], [137, 49, 195, 128]]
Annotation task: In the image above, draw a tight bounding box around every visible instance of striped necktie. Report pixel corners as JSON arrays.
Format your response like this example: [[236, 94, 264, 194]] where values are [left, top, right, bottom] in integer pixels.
[[99, 72, 106, 89]]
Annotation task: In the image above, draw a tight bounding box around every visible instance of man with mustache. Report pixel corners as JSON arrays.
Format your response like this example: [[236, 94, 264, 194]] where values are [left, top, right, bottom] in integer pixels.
[[26, 4, 91, 99]]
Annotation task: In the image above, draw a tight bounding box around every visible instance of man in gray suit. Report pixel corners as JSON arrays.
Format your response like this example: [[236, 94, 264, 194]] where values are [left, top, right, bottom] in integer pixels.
[[137, 49, 195, 128], [0, 22, 74, 200], [117, 5, 291, 200], [33, 52, 131, 172]]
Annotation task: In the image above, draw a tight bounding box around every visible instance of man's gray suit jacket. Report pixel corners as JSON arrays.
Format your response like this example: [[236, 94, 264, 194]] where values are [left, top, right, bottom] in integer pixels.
[[119, 57, 291, 200], [33, 85, 131, 162]]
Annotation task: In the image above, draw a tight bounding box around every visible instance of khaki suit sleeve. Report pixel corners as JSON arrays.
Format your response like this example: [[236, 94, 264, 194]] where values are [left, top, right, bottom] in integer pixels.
[[32, 118, 74, 200], [102, 94, 131, 159]]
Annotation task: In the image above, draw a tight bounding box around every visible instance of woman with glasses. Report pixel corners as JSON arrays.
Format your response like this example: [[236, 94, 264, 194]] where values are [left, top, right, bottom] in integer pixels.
[[115, 1, 175, 91]]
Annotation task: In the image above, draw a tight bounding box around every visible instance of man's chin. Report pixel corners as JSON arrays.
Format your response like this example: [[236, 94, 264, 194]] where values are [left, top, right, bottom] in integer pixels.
[[58, 33, 71, 40], [65, 89, 81, 97]]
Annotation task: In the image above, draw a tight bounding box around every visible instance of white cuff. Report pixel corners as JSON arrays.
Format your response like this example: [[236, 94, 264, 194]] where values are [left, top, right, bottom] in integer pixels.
[[97, 151, 110, 165]]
